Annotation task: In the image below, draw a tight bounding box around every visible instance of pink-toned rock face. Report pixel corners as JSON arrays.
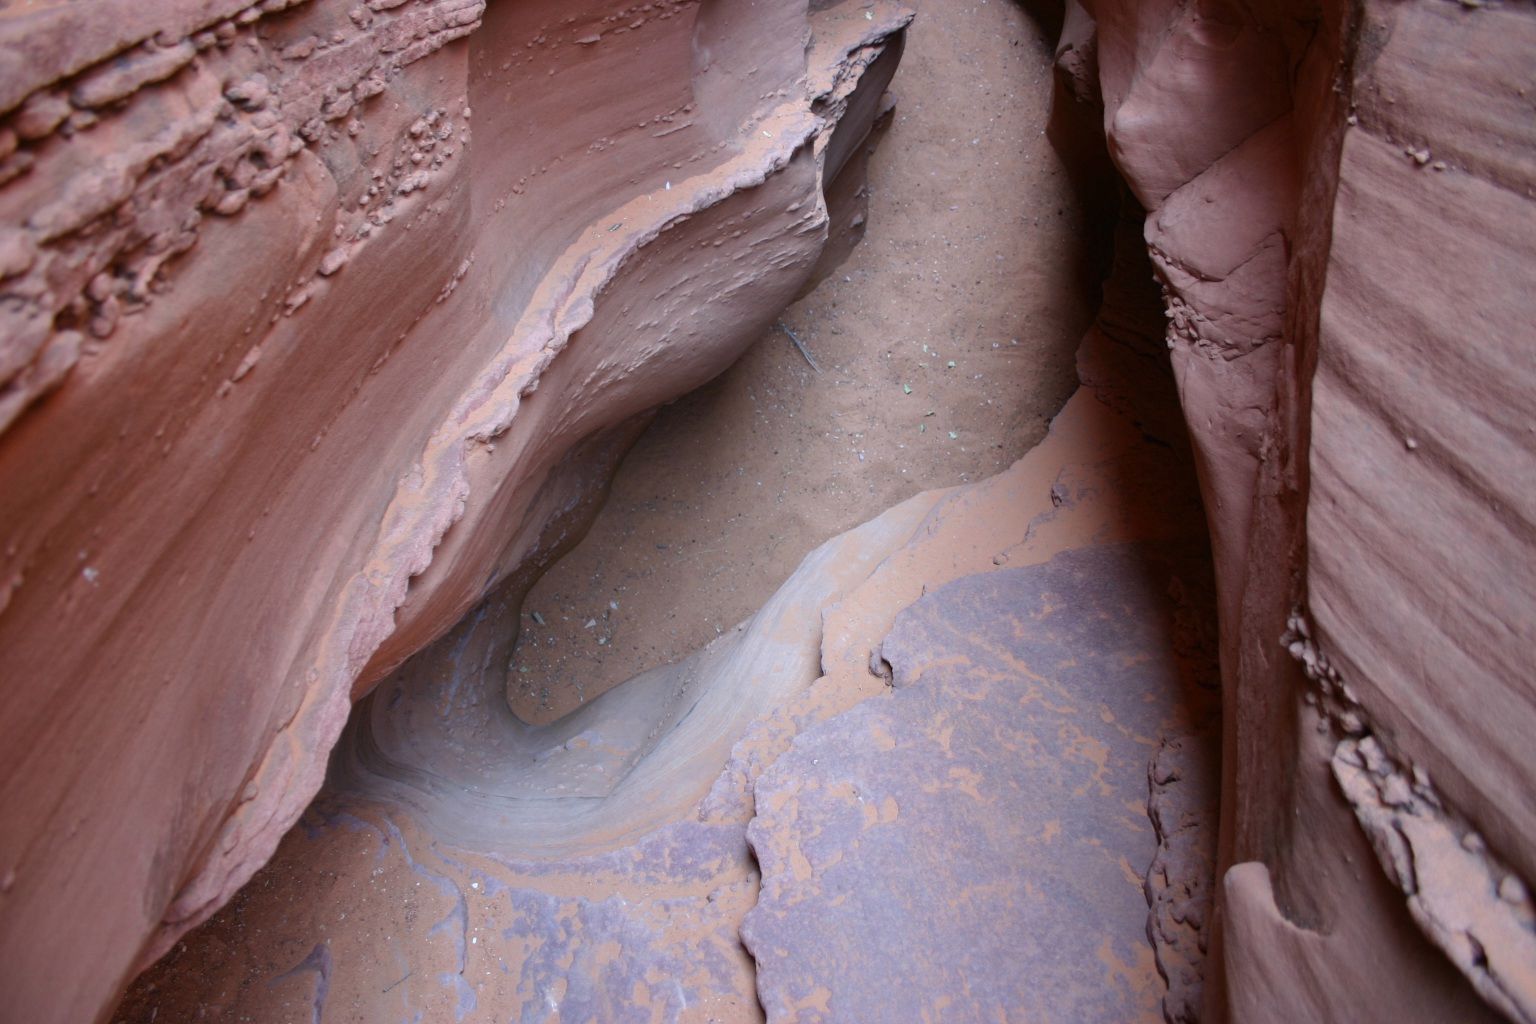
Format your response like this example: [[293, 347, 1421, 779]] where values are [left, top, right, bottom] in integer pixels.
[[0, 1, 911, 1019], [1065, 0, 1536, 1019], [2, 0, 1533, 1020]]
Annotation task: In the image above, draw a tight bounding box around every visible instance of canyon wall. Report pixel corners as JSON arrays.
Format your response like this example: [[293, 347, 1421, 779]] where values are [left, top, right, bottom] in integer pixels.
[[1052, 0, 1536, 1018], [0, 1, 910, 1019], [0, 0, 1532, 1020]]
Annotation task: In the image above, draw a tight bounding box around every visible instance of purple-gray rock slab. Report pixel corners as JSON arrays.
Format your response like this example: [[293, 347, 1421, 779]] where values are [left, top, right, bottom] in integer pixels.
[[742, 545, 1206, 1023]]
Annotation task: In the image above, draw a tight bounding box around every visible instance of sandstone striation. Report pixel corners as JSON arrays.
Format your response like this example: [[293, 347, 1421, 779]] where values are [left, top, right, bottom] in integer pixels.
[[116, 299, 1221, 1024], [1051, 0, 1536, 1018], [0, 1, 910, 1018], [2, 0, 1534, 1020]]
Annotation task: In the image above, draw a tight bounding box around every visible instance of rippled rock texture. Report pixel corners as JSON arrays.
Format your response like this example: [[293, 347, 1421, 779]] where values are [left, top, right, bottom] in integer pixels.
[[114, 321, 1221, 1023], [0, 1, 910, 1018], [3, 0, 1534, 1021]]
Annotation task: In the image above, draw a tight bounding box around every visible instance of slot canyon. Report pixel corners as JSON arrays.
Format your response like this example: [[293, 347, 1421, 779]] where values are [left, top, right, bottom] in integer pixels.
[[0, 0, 1532, 1020]]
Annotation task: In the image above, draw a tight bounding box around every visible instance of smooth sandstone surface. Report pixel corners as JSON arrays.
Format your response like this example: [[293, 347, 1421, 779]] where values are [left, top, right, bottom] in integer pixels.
[[1059, 0, 1536, 1018]]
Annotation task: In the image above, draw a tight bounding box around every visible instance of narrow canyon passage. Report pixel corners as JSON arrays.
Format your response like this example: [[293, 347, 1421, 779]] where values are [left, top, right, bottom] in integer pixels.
[[4, 0, 1531, 1020], [111, 2, 1221, 1022], [505, 0, 1095, 716]]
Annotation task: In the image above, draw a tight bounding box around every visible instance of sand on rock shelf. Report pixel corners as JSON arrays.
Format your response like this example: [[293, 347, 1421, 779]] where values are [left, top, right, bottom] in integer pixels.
[[1, 0, 1533, 1022]]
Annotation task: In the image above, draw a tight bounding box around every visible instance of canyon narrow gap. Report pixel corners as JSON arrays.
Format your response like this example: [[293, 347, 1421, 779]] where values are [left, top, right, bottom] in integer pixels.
[[0, 1, 1531, 1023]]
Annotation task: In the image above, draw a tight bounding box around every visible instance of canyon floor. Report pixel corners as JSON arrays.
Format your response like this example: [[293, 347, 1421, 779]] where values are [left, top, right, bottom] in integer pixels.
[[507, 0, 1095, 717], [114, 2, 1216, 1022]]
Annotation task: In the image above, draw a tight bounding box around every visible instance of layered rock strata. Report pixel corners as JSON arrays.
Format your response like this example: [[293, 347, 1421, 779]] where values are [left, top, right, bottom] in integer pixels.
[[3, 0, 1533, 1019], [1051, 0, 1536, 1018], [0, 1, 911, 1019], [118, 316, 1221, 1024]]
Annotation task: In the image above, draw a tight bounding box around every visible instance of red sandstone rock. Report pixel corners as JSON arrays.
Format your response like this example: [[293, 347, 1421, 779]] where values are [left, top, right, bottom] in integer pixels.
[[114, 306, 1221, 1024], [0, 1, 910, 1018], [3, 0, 1534, 1020], [1059, 0, 1536, 1018]]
